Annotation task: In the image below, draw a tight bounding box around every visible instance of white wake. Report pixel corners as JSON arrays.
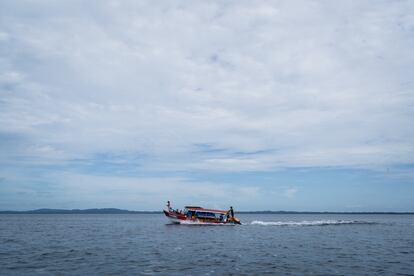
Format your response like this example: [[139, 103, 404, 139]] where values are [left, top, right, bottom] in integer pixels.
[[250, 220, 374, 226]]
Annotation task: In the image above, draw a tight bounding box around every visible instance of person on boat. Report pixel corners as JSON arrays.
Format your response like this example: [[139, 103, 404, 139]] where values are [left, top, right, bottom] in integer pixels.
[[167, 201, 172, 212], [229, 206, 234, 218]]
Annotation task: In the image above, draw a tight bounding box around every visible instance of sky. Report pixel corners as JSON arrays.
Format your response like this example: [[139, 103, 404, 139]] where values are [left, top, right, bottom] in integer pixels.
[[1, 0, 414, 211]]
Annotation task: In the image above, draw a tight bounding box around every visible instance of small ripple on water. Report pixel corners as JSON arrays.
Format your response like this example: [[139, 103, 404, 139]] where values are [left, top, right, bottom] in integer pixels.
[[1, 214, 413, 275]]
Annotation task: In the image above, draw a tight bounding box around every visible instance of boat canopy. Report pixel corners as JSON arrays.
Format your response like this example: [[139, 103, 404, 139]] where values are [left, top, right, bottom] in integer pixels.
[[185, 207, 228, 214]]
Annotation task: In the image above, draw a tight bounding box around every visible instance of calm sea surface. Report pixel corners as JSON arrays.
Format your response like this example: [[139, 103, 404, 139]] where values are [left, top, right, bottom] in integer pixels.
[[1, 214, 413, 275]]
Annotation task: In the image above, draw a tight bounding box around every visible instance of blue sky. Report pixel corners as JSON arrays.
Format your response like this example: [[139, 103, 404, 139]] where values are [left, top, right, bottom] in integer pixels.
[[1, 1, 414, 211]]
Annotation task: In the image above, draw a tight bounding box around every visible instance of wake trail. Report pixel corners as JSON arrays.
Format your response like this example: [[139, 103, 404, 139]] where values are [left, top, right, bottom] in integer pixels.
[[250, 220, 378, 226]]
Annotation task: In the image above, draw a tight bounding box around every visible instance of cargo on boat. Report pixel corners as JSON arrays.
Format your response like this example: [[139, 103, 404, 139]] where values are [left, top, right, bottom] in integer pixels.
[[163, 201, 241, 225]]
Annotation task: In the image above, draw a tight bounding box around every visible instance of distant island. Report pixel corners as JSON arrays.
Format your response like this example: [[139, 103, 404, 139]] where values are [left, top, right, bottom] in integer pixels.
[[0, 208, 413, 214], [0, 208, 158, 214]]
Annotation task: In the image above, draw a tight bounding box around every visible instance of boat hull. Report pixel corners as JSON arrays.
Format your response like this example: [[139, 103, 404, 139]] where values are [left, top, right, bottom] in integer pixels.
[[163, 210, 241, 225]]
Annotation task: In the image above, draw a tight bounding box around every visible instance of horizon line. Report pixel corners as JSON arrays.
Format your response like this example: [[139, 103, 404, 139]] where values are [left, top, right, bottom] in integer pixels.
[[1, 208, 414, 214]]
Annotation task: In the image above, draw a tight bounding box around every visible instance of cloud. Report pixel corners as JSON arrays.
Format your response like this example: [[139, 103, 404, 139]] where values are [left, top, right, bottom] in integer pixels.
[[2, 1, 412, 171], [1, 1, 414, 209], [283, 188, 298, 199], [0, 170, 263, 210]]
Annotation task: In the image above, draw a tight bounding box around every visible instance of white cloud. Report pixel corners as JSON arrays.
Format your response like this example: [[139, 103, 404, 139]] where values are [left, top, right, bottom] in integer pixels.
[[1, 0, 414, 173], [0, 31, 9, 41], [283, 187, 298, 199], [0, 171, 263, 210]]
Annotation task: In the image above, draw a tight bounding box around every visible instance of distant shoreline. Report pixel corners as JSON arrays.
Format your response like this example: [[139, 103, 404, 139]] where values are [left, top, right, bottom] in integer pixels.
[[0, 208, 413, 215]]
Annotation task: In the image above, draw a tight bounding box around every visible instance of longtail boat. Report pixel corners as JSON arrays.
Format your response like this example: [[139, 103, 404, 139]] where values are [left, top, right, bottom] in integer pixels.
[[163, 201, 241, 225]]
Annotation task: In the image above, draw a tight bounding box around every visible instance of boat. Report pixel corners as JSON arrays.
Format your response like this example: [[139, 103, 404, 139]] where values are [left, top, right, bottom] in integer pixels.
[[163, 201, 241, 225]]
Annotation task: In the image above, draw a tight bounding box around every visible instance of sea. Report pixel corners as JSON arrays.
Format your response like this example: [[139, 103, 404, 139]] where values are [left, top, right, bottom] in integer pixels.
[[0, 214, 413, 275]]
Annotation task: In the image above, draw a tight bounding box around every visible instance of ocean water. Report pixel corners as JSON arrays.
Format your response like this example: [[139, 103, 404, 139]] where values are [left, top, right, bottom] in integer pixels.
[[1, 214, 413, 275]]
